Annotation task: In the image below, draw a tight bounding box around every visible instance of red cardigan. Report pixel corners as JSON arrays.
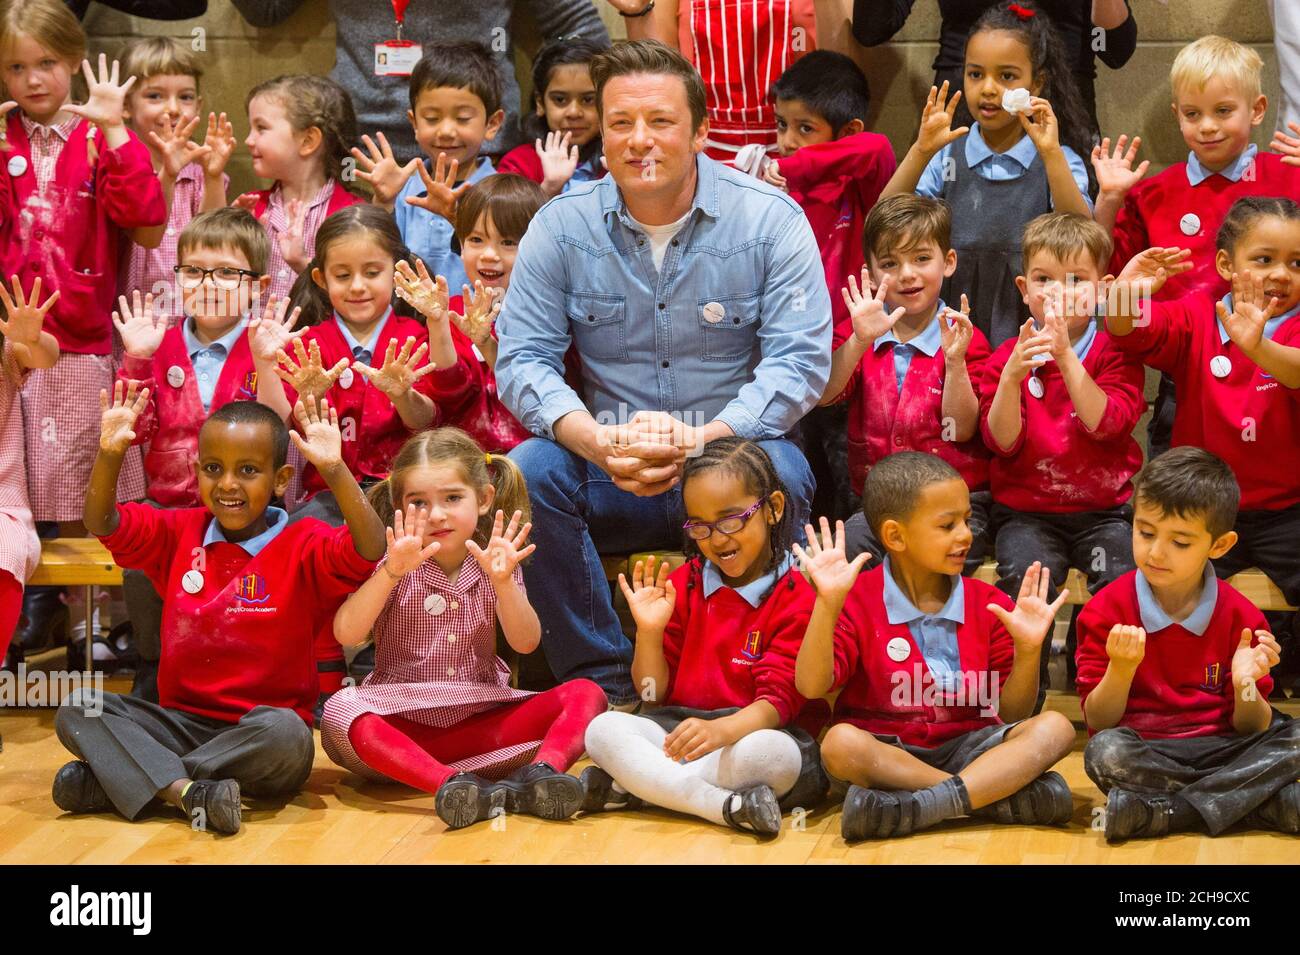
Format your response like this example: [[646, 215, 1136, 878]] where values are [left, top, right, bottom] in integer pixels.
[[1, 114, 165, 354]]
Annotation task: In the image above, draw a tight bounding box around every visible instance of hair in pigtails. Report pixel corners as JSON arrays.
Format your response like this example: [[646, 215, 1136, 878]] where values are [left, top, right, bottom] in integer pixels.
[[366, 477, 397, 529]]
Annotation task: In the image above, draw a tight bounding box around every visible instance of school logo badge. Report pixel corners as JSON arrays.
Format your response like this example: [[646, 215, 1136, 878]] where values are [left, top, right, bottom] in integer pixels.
[[741, 629, 763, 660], [236, 370, 258, 399], [232, 572, 270, 605], [1200, 662, 1224, 692]]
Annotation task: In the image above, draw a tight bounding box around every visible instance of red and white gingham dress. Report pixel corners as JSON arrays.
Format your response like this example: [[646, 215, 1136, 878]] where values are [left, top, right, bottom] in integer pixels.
[[0, 343, 41, 585], [263, 180, 342, 303], [320, 554, 540, 781]]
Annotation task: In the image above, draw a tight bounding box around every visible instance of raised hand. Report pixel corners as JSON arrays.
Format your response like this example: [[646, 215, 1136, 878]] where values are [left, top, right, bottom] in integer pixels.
[[618, 554, 677, 634], [0, 274, 59, 348], [1004, 318, 1053, 382], [277, 199, 309, 273], [1018, 96, 1061, 153], [146, 113, 209, 179], [536, 130, 580, 195], [274, 336, 350, 402], [384, 503, 441, 576], [762, 158, 788, 192], [199, 111, 237, 179], [404, 152, 472, 222], [63, 54, 136, 129], [1091, 134, 1149, 197], [986, 561, 1068, 654], [792, 517, 870, 603], [231, 192, 260, 215], [916, 81, 969, 156], [289, 393, 343, 470], [1232, 628, 1281, 692], [112, 289, 167, 359], [352, 335, 435, 400], [247, 294, 305, 364], [455, 279, 501, 347], [351, 132, 421, 205], [1216, 271, 1280, 354], [98, 379, 150, 454], [940, 294, 974, 364], [1113, 246, 1193, 294], [394, 258, 450, 325], [1104, 624, 1146, 672], [466, 509, 537, 587], [1041, 302, 1073, 361], [1269, 120, 1300, 167], [843, 269, 905, 346]]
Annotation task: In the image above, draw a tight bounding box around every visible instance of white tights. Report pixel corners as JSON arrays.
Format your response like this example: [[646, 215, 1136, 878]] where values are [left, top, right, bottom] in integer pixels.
[[584, 711, 802, 826]]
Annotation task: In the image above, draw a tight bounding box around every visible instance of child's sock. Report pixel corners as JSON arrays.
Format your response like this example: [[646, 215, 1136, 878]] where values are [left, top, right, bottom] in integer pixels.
[[908, 775, 972, 831]]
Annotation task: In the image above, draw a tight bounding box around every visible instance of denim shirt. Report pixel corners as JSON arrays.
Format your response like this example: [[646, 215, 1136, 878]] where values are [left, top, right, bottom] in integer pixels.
[[494, 153, 831, 440]]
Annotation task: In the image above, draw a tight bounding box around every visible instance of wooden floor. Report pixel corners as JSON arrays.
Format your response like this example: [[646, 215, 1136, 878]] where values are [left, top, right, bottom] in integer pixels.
[[3, 686, 1297, 865]]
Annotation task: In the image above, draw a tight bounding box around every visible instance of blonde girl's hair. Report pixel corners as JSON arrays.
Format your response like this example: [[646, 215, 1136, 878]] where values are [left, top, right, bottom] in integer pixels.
[[365, 428, 531, 550], [118, 35, 202, 89], [245, 73, 358, 194], [0, 0, 85, 70]]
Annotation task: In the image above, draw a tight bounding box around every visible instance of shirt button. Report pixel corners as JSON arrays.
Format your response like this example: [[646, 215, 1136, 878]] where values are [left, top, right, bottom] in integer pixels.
[[587, 314, 595, 322], [638, 237, 645, 245], [447, 635, 456, 643], [894, 436, 904, 446], [671, 239, 679, 247], [278, 268, 288, 278], [658, 302, 666, 310], [446, 667, 456, 677], [449, 599, 459, 610], [661, 360, 669, 368]]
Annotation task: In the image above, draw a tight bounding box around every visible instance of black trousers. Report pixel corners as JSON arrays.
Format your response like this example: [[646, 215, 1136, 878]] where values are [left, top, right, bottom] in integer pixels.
[[1084, 716, 1300, 835], [992, 504, 1135, 713], [844, 490, 993, 575], [801, 403, 856, 524], [55, 689, 315, 821]]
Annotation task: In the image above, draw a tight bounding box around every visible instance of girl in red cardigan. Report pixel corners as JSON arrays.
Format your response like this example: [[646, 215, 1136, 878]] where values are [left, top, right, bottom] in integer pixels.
[[581, 438, 829, 837], [495, 36, 608, 198]]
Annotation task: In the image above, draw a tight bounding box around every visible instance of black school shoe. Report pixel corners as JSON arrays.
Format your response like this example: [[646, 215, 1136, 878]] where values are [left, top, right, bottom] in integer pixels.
[[841, 786, 914, 841], [435, 772, 509, 830], [503, 762, 585, 821], [973, 771, 1074, 826], [52, 760, 113, 814], [579, 766, 643, 814], [1243, 782, 1300, 833], [722, 784, 783, 837], [180, 779, 242, 835], [1103, 788, 1174, 843]]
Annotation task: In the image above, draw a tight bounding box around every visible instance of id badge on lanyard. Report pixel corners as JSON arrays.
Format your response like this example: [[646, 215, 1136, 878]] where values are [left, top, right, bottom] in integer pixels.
[[375, 0, 422, 77]]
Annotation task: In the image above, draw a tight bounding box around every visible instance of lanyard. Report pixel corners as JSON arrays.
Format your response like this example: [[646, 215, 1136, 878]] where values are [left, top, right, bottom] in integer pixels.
[[392, 0, 410, 40]]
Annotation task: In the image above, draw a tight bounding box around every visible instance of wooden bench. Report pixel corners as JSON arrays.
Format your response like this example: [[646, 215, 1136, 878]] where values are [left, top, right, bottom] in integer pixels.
[[602, 553, 1297, 612], [27, 538, 124, 681]]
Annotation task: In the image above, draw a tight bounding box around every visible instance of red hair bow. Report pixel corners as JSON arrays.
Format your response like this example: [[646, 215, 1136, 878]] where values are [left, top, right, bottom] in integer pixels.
[[1008, 2, 1036, 17]]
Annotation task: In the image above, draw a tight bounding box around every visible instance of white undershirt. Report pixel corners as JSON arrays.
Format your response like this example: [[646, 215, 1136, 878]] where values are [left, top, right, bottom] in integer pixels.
[[630, 211, 691, 271]]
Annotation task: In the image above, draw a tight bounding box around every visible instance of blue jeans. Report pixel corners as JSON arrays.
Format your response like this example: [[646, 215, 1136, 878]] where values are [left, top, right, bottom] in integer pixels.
[[510, 437, 814, 704]]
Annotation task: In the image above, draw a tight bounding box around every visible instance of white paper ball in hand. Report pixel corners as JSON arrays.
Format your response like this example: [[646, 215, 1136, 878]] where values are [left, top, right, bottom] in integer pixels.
[[1001, 88, 1033, 115]]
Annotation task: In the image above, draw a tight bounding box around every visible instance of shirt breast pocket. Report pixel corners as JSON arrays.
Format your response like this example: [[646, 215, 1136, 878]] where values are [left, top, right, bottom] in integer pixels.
[[567, 292, 627, 362], [697, 292, 761, 362]]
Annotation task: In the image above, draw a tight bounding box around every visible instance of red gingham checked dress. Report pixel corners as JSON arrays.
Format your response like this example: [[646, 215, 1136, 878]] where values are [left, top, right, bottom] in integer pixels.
[[0, 343, 40, 585], [321, 554, 541, 780]]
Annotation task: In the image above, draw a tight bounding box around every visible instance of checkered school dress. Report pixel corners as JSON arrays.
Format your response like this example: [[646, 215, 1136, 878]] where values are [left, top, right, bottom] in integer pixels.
[[0, 344, 40, 584], [262, 180, 341, 303], [320, 554, 540, 781]]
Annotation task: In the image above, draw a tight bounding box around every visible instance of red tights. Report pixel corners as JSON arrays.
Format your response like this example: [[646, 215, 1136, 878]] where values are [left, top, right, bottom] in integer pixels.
[[0, 571, 22, 662]]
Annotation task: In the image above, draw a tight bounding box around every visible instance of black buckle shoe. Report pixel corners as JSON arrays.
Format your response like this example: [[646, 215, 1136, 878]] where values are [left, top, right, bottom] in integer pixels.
[[435, 772, 509, 830], [1244, 782, 1300, 833], [722, 784, 782, 837], [841, 785, 915, 841], [1103, 788, 1170, 843], [579, 766, 643, 814], [52, 760, 113, 814], [180, 779, 242, 835], [974, 771, 1073, 826], [503, 762, 584, 821]]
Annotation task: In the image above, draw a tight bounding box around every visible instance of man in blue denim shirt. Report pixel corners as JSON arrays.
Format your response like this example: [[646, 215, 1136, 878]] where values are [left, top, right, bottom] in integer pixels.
[[496, 42, 830, 704]]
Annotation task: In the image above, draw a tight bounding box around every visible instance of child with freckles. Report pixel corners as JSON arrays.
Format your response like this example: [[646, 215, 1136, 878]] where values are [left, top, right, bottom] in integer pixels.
[[795, 453, 1076, 842], [581, 438, 829, 838], [1077, 448, 1299, 842]]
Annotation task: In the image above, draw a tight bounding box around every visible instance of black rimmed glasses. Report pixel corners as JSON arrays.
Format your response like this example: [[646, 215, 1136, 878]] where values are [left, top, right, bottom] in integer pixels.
[[174, 265, 261, 290]]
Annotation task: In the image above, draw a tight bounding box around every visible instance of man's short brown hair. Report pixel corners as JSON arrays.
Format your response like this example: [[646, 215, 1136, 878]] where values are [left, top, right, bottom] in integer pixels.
[[862, 194, 951, 263], [589, 40, 707, 132]]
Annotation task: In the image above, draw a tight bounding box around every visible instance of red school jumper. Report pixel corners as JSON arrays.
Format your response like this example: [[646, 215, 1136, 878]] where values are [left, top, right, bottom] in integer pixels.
[[829, 565, 1016, 747], [118, 326, 259, 506], [98, 502, 377, 726], [1076, 571, 1273, 739], [443, 294, 532, 452]]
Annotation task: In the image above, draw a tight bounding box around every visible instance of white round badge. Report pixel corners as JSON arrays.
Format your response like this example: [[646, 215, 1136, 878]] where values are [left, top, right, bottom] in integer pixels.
[[1027, 376, 1045, 399], [424, 592, 447, 616], [1180, 213, 1201, 237], [166, 365, 185, 388], [886, 637, 911, 662], [702, 302, 726, 324], [6, 155, 27, 177], [181, 570, 204, 594], [1210, 355, 1232, 379], [338, 367, 354, 389]]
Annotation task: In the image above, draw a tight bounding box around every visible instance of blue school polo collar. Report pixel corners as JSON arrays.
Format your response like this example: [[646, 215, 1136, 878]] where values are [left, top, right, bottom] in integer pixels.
[[1135, 563, 1218, 636], [701, 551, 793, 608], [874, 302, 945, 355], [334, 307, 393, 362], [182, 317, 246, 361], [203, 505, 289, 556], [966, 121, 1039, 172], [1071, 317, 1099, 361], [882, 557, 965, 626], [1215, 294, 1300, 345], [601, 152, 721, 225], [1187, 143, 1257, 187]]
